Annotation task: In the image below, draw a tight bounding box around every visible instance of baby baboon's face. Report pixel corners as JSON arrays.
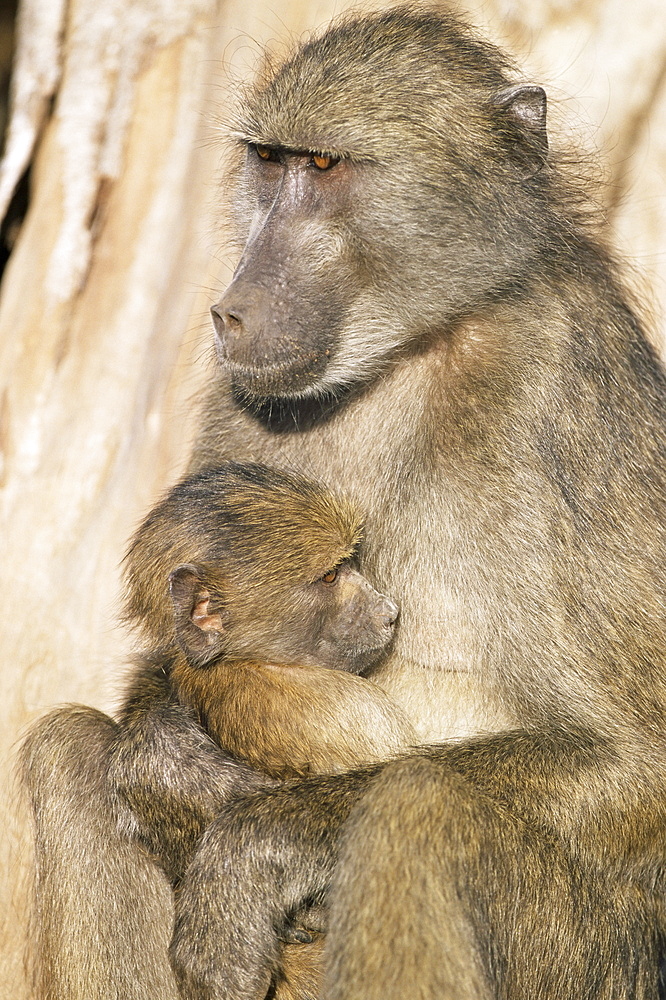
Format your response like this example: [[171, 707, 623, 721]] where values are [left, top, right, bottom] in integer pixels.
[[225, 560, 399, 673]]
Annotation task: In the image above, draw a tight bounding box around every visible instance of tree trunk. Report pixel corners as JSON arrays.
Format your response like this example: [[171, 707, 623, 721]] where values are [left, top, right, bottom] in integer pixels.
[[1, 0, 664, 993]]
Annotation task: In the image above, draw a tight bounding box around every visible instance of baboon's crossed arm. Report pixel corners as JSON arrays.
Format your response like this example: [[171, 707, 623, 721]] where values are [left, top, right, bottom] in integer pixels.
[[171, 730, 662, 1000]]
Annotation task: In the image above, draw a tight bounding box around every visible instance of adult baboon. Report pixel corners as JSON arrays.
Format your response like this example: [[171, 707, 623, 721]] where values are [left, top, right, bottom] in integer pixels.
[[22, 5, 666, 999]]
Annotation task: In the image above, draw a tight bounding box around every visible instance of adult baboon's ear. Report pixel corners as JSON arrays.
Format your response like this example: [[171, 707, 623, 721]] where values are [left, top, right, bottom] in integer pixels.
[[169, 563, 225, 666], [491, 84, 548, 177]]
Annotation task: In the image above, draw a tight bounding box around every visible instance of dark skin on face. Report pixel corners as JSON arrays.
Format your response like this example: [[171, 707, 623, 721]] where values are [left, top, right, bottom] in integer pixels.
[[211, 147, 362, 398], [211, 48, 552, 406], [19, 7, 666, 1000]]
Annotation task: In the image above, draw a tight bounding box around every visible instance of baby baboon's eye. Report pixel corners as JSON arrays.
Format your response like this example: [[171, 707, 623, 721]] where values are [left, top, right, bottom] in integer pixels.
[[311, 153, 338, 171], [320, 568, 339, 584]]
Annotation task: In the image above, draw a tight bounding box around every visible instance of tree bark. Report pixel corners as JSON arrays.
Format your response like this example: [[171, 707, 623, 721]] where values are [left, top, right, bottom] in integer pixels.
[[1, 0, 665, 993]]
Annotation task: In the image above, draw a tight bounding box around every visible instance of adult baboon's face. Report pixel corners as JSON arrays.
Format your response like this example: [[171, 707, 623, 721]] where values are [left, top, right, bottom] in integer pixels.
[[212, 146, 361, 399], [211, 10, 551, 401]]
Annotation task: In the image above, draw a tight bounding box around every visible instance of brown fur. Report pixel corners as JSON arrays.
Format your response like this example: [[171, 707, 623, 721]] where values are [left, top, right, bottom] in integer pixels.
[[270, 938, 324, 1000], [20, 6, 666, 999], [170, 657, 412, 780]]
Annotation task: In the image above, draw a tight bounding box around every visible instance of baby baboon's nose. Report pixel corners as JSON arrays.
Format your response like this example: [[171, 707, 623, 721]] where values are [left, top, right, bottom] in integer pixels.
[[380, 597, 399, 628]]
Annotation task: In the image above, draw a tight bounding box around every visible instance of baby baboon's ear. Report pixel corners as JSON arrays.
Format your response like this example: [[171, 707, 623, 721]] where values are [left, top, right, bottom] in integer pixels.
[[169, 563, 225, 666]]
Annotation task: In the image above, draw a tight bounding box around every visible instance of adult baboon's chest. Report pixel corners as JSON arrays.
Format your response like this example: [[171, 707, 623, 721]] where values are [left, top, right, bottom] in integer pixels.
[[198, 363, 517, 741]]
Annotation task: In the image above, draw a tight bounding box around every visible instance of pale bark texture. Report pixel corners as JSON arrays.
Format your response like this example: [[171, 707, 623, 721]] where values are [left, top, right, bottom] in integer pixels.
[[0, 0, 664, 994]]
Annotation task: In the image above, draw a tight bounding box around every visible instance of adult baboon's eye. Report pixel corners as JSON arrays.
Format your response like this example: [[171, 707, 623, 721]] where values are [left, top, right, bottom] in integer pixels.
[[255, 144, 275, 161], [311, 153, 338, 170], [320, 568, 339, 584]]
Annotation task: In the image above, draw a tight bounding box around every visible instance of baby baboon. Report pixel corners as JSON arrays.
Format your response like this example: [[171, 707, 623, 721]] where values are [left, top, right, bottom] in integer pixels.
[[22, 6, 666, 1000], [122, 461, 411, 785], [114, 461, 412, 997]]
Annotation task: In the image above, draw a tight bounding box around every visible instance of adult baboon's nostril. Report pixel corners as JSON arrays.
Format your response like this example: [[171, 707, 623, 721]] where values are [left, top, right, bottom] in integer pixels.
[[211, 304, 243, 340]]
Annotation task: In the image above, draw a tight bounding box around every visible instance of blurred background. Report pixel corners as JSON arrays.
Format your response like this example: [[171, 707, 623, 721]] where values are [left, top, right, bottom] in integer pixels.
[[0, 0, 664, 993]]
